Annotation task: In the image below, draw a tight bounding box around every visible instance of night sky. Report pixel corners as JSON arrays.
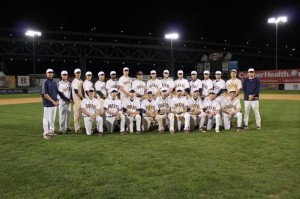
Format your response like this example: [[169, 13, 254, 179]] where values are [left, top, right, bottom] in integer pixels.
[[1, 0, 299, 49]]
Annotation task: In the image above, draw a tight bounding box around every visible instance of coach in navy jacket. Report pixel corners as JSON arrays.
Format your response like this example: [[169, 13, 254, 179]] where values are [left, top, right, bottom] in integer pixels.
[[242, 68, 261, 130]]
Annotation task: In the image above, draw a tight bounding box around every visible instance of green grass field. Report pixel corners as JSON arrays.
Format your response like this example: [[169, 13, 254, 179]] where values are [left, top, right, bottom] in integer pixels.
[[0, 99, 299, 198]]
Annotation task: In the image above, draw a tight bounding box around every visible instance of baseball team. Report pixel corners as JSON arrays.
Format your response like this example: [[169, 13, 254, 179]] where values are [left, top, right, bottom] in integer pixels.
[[41, 67, 261, 139]]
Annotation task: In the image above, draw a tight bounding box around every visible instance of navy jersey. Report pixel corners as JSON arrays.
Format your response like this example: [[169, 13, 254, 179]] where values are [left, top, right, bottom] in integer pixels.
[[41, 78, 58, 107], [242, 77, 260, 101]]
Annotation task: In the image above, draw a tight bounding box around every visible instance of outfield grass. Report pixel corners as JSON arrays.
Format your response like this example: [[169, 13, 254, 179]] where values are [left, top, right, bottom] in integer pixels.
[[0, 93, 40, 99], [0, 100, 299, 198]]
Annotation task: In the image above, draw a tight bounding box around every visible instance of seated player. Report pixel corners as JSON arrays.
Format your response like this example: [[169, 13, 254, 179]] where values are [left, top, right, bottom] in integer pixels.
[[156, 87, 174, 133], [122, 89, 142, 134], [141, 90, 159, 132], [221, 89, 243, 132], [170, 87, 190, 133], [188, 89, 203, 131], [200, 90, 221, 133], [103, 88, 126, 134], [81, 88, 103, 136]]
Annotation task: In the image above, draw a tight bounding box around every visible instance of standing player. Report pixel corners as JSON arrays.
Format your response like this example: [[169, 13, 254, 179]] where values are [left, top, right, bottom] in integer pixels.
[[118, 67, 132, 101], [226, 69, 242, 97], [95, 71, 106, 116], [174, 70, 190, 96], [71, 68, 84, 133], [103, 88, 126, 134], [81, 88, 103, 136], [213, 71, 226, 102], [132, 71, 146, 101], [156, 87, 174, 133], [57, 70, 72, 134], [141, 90, 159, 132], [170, 87, 190, 133], [122, 89, 142, 133], [146, 70, 162, 99], [83, 71, 93, 98], [221, 89, 243, 132], [161, 69, 175, 96], [200, 90, 221, 133], [106, 71, 119, 97], [188, 89, 203, 131], [189, 71, 202, 96], [201, 70, 213, 100], [243, 68, 261, 130]]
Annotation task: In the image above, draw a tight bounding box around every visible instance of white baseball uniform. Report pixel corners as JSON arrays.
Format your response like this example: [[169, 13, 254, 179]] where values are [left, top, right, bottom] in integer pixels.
[[201, 97, 221, 131], [221, 96, 242, 130], [141, 99, 159, 131], [57, 80, 72, 133], [161, 78, 175, 93], [132, 79, 146, 99], [122, 97, 141, 133], [213, 79, 226, 102], [174, 78, 190, 94], [202, 79, 213, 98], [106, 79, 119, 97], [156, 96, 174, 132], [226, 78, 242, 94], [188, 97, 203, 130], [103, 97, 125, 133], [95, 80, 106, 114], [146, 79, 162, 96], [118, 75, 132, 101], [71, 78, 83, 131], [81, 97, 103, 135], [189, 79, 202, 95], [170, 96, 190, 131], [83, 80, 94, 98]]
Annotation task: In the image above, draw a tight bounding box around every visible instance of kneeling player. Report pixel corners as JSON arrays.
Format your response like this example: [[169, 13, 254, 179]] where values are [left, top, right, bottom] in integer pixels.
[[156, 87, 174, 133], [122, 89, 142, 133], [81, 88, 103, 136], [188, 89, 203, 131], [221, 89, 243, 132], [141, 90, 159, 132], [200, 90, 221, 133], [103, 88, 126, 134], [170, 87, 190, 133]]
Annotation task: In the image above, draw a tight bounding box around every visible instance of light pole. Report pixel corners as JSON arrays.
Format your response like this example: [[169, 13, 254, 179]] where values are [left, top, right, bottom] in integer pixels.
[[165, 33, 179, 78], [268, 16, 287, 70], [25, 30, 42, 74]]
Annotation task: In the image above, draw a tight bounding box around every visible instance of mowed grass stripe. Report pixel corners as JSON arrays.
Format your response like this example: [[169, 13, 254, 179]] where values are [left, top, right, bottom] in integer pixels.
[[0, 100, 299, 198]]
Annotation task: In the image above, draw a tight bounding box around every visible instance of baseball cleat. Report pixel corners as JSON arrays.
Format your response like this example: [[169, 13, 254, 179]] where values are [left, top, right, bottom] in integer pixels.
[[243, 126, 248, 130], [200, 127, 206, 133], [256, 126, 261, 130], [215, 129, 220, 133], [170, 130, 175, 134], [237, 127, 243, 132]]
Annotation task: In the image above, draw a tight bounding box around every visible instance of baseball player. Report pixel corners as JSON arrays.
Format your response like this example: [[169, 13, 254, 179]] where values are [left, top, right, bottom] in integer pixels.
[[71, 68, 84, 133], [118, 67, 132, 101], [57, 70, 72, 134], [156, 87, 175, 133], [131, 71, 146, 100], [146, 70, 162, 99], [243, 68, 261, 130], [201, 70, 213, 100], [106, 71, 119, 97], [161, 69, 175, 95], [170, 87, 190, 133], [213, 71, 226, 102], [141, 90, 159, 132], [221, 89, 243, 132], [189, 71, 202, 96], [103, 88, 126, 134], [122, 89, 142, 133], [41, 69, 61, 139], [83, 71, 94, 98], [95, 71, 106, 115], [200, 90, 221, 133], [174, 70, 190, 96], [81, 88, 103, 136], [188, 89, 203, 131], [226, 69, 242, 97]]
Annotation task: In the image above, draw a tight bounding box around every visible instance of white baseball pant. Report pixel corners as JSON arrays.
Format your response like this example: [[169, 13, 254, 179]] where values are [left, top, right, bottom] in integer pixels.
[[223, 112, 242, 130], [43, 106, 57, 135], [125, 114, 141, 133], [105, 112, 125, 133], [59, 99, 71, 132], [200, 113, 220, 131], [83, 115, 103, 135], [156, 113, 175, 132], [174, 112, 190, 131], [244, 100, 261, 127], [73, 98, 82, 131]]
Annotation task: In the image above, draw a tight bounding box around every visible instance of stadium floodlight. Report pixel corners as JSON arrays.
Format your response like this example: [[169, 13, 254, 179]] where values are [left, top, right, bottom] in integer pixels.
[[165, 33, 179, 78], [268, 16, 287, 70], [25, 30, 42, 74]]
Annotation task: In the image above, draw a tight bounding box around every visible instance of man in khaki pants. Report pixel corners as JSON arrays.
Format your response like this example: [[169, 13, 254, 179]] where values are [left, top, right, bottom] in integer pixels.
[[71, 68, 84, 133]]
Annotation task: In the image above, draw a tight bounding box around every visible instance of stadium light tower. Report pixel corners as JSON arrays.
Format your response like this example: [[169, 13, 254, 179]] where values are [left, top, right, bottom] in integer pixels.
[[25, 30, 42, 74], [165, 33, 179, 78], [268, 16, 287, 70]]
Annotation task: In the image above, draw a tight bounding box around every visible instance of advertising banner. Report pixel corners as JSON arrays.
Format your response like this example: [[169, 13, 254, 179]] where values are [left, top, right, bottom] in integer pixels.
[[18, 76, 30, 87]]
